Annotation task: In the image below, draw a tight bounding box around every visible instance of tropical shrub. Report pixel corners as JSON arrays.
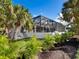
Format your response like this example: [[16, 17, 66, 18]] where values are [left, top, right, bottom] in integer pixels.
[[42, 34, 56, 51], [75, 49, 79, 59], [24, 36, 42, 59], [0, 35, 10, 57], [61, 32, 75, 42], [42, 32, 75, 51], [53, 33, 62, 43], [0, 35, 43, 59], [8, 41, 26, 59], [0, 56, 9, 59], [0, 32, 75, 59], [0, 35, 26, 59]]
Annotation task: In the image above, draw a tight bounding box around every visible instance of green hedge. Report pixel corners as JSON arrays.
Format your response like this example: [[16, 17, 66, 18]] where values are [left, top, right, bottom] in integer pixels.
[[76, 49, 79, 59], [0, 32, 75, 59], [42, 32, 75, 51]]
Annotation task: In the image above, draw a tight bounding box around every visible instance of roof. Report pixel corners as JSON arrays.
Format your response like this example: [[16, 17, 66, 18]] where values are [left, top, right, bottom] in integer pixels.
[[32, 15, 65, 27], [33, 15, 55, 22]]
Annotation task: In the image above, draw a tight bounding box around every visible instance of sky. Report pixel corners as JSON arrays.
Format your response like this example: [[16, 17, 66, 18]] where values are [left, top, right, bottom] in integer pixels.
[[12, 0, 66, 20]]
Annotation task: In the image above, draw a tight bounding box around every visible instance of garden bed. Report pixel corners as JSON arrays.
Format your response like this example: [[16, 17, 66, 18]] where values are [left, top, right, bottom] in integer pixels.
[[38, 38, 79, 59]]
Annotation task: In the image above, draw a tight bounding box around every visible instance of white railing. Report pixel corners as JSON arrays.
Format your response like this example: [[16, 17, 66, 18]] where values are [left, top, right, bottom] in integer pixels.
[[14, 31, 65, 40]]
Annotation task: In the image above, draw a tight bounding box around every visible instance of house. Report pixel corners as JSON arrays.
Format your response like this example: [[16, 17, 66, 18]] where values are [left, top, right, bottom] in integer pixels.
[[6, 15, 66, 39], [33, 15, 65, 32]]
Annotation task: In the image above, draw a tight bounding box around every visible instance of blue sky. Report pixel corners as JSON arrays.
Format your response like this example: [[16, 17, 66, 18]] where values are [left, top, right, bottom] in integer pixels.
[[12, 0, 66, 20]]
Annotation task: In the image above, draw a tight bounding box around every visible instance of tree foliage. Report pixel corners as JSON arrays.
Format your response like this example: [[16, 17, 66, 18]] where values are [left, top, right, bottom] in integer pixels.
[[0, 56, 9, 59], [0, 0, 33, 35], [0, 35, 42, 59], [42, 32, 75, 51], [62, 0, 79, 34], [0, 31, 75, 59], [42, 34, 56, 51], [24, 36, 42, 59]]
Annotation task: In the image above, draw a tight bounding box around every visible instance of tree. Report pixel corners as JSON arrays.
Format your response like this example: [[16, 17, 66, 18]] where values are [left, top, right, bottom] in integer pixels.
[[62, 0, 79, 34], [13, 5, 33, 31], [0, 0, 33, 36]]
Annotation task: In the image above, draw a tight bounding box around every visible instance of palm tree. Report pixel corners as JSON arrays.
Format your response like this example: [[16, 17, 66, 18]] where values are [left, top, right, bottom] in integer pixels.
[[62, 0, 79, 34], [0, 0, 33, 37], [13, 5, 33, 31], [62, 0, 79, 21]]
